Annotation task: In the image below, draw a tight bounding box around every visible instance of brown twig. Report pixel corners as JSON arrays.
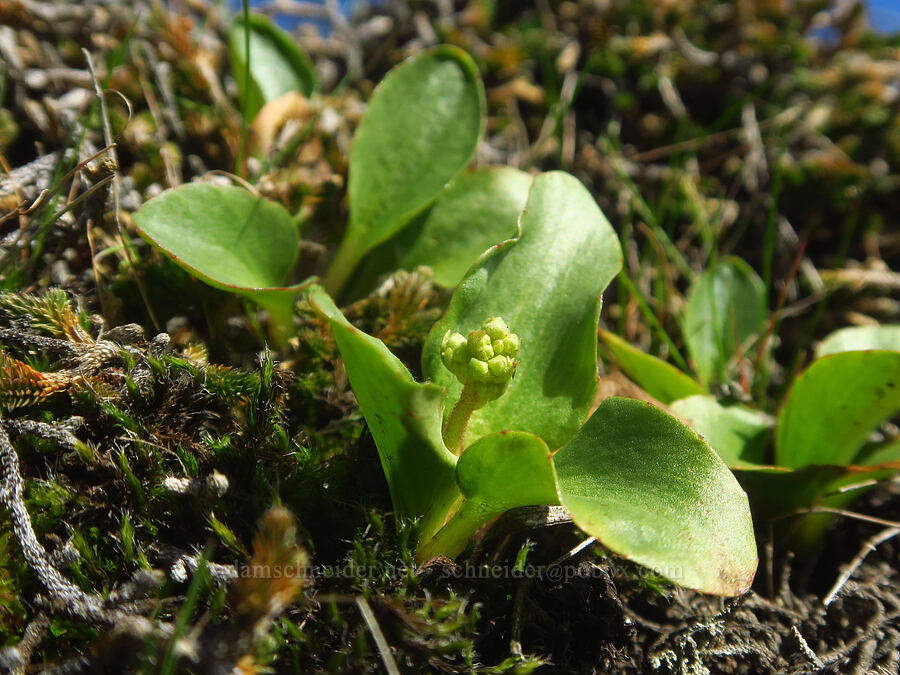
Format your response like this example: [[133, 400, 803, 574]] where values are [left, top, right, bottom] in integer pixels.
[[824, 526, 900, 607]]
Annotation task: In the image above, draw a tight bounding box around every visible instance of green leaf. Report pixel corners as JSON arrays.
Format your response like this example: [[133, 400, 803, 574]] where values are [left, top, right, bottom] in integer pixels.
[[815, 324, 900, 358], [339, 167, 532, 301], [337, 209, 433, 303], [134, 184, 296, 288], [736, 463, 897, 554], [735, 410, 900, 554], [228, 13, 316, 121], [733, 333, 900, 551], [553, 397, 757, 596], [776, 350, 900, 468], [683, 257, 766, 387], [133, 183, 309, 336], [307, 287, 459, 542], [736, 465, 848, 519], [793, 466, 897, 552], [423, 171, 622, 451], [599, 330, 704, 404], [855, 436, 900, 467], [323, 46, 485, 294], [419, 431, 557, 559], [398, 167, 533, 288], [670, 395, 772, 469], [456, 431, 558, 511]]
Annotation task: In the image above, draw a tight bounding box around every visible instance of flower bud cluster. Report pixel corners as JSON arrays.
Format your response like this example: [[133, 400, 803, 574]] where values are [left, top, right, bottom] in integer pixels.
[[441, 317, 520, 391]]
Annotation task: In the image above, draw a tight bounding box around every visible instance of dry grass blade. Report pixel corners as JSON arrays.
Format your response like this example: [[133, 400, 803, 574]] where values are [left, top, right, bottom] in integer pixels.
[[355, 596, 401, 675]]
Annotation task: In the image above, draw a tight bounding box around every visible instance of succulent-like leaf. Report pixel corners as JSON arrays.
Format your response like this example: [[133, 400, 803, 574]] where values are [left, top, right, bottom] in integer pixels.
[[423, 171, 622, 451], [776, 350, 900, 468], [553, 397, 757, 596], [133, 183, 310, 338], [456, 431, 557, 510], [341, 167, 532, 300], [683, 257, 766, 387], [307, 287, 459, 542], [599, 330, 704, 404], [323, 46, 485, 294], [670, 395, 771, 469], [398, 167, 533, 288], [737, 462, 899, 554], [419, 431, 557, 559], [815, 324, 900, 358], [228, 13, 316, 121]]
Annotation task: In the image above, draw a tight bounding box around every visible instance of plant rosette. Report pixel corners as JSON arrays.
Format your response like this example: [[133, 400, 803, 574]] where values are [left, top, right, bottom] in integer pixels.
[[133, 45, 490, 338], [133, 39, 758, 594], [601, 292, 900, 552], [310, 171, 757, 596]]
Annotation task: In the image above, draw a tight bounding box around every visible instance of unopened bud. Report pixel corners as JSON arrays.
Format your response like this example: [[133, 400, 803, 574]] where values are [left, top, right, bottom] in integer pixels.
[[439, 317, 520, 401]]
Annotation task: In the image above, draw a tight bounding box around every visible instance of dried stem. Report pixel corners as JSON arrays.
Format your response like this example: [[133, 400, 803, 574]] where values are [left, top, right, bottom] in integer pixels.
[[0, 424, 108, 622], [823, 525, 900, 607]]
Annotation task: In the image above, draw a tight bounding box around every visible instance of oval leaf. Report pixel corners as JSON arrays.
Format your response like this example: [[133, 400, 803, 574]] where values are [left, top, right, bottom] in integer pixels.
[[324, 46, 485, 293], [418, 431, 557, 559], [456, 431, 558, 512], [600, 330, 704, 404], [815, 324, 900, 358], [340, 167, 532, 301], [228, 13, 316, 120], [398, 167, 533, 288], [776, 350, 900, 468], [133, 183, 308, 335], [422, 171, 623, 451], [683, 257, 766, 387], [307, 287, 459, 542], [135, 183, 297, 289], [670, 395, 772, 469], [553, 397, 757, 596]]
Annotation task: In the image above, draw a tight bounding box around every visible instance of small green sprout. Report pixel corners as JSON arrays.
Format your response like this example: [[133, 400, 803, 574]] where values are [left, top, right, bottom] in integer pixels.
[[440, 317, 520, 453]]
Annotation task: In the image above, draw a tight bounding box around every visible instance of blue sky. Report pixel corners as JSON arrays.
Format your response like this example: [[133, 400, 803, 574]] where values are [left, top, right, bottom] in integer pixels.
[[868, 0, 900, 32]]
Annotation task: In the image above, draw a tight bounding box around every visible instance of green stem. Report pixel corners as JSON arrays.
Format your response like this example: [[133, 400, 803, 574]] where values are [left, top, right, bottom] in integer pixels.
[[322, 237, 364, 297], [415, 498, 489, 562], [236, 0, 251, 177], [442, 383, 479, 454], [255, 294, 295, 347]]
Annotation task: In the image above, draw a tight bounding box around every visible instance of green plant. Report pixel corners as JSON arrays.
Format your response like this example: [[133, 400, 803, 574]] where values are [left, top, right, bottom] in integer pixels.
[[227, 12, 317, 122], [319, 46, 485, 295], [132, 183, 308, 342], [341, 166, 532, 299], [682, 257, 767, 390], [601, 261, 900, 551], [134, 45, 495, 339], [310, 171, 757, 596], [133, 41, 757, 595]]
